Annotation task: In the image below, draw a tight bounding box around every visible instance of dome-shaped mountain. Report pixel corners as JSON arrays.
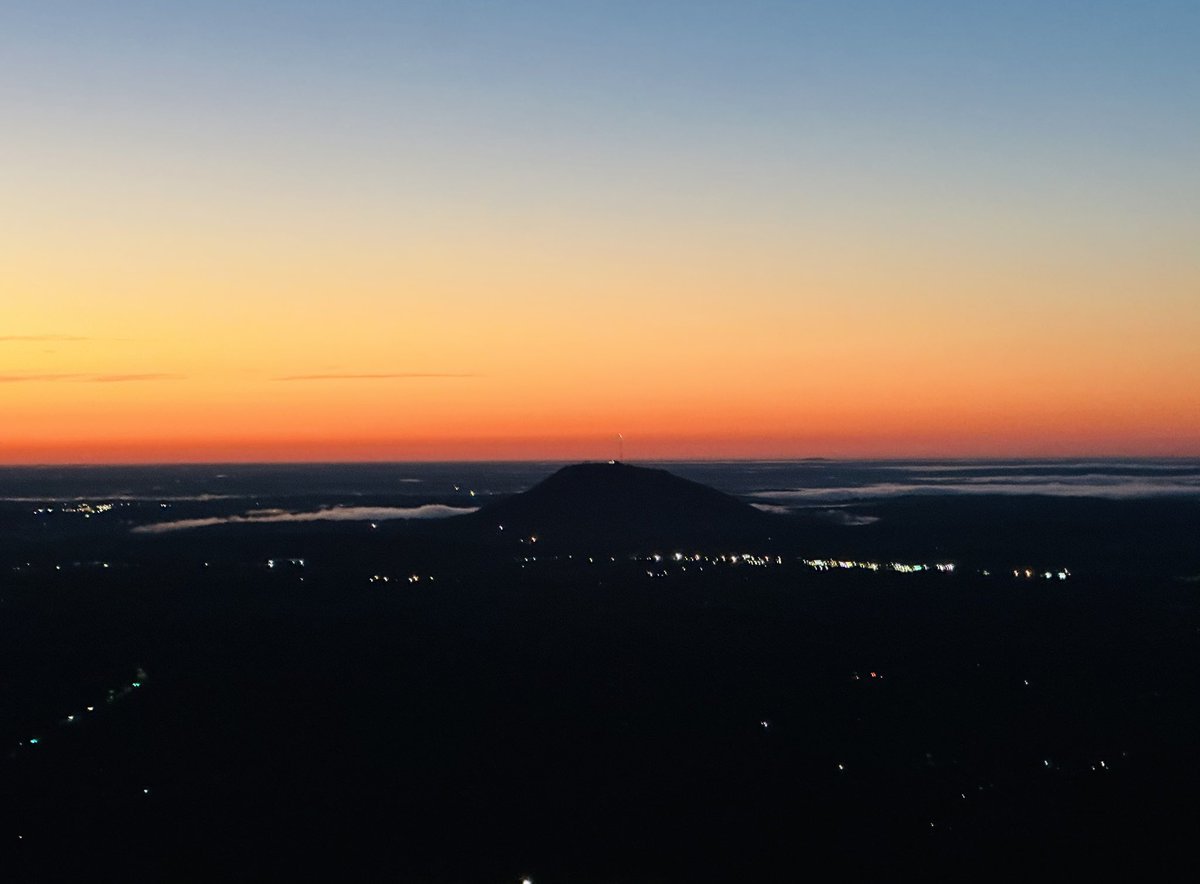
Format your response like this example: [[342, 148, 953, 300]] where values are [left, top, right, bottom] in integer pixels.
[[461, 461, 774, 547]]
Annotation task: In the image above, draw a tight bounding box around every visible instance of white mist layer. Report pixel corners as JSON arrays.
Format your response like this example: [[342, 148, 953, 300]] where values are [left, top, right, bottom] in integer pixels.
[[132, 504, 477, 533], [750, 478, 1200, 502]]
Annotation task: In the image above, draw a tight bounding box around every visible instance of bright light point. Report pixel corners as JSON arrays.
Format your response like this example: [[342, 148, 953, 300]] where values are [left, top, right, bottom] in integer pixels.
[[86, 706, 94, 712], [143, 788, 150, 794], [29, 738, 39, 745]]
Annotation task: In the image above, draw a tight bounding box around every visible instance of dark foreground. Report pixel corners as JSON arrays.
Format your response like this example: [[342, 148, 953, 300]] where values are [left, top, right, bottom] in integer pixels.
[[1, 489, 1199, 881]]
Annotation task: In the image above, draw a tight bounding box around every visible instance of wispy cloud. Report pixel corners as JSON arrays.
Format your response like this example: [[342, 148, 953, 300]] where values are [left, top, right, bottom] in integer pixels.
[[0, 373, 182, 383], [0, 373, 78, 383], [275, 372, 479, 381], [0, 335, 89, 343], [88, 373, 183, 383]]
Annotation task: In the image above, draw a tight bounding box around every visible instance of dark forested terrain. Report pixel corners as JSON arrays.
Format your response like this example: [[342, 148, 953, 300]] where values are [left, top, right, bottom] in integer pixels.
[[2, 464, 1198, 881]]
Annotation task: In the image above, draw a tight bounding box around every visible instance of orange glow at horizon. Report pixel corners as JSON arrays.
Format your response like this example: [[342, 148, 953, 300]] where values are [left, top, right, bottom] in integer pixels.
[[5, 234, 1198, 463], [4, 251, 1199, 464]]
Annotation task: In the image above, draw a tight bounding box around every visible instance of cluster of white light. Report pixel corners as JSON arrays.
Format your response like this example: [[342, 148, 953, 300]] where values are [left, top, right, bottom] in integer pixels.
[[1012, 568, 1070, 580], [639, 553, 782, 567], [631, 552, 785, 579], [369, 574, 434, 584], [506, 551, 1081, 587], [265, 558, 306, 569], [33, 502, 118, 516], [803, 558, 954, 574]]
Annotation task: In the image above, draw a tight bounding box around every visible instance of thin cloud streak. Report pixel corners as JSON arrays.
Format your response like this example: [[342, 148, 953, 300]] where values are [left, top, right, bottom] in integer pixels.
[[0, 335, 89, 342], [88, 373, 183, 383], [0, 373, 182, 383], [0, 374, 80, 383], [275, 373, 479, 381]]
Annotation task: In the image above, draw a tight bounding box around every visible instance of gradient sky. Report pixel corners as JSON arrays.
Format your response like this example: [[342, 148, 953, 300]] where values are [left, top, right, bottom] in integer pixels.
[[3, 1, 1198, 462]]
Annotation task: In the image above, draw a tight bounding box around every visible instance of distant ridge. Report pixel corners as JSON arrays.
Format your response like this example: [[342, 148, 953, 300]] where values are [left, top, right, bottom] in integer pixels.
[[461, 461, 774, 547]]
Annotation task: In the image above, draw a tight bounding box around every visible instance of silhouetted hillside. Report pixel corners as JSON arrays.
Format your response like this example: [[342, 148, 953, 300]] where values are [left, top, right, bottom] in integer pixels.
[[459, 461, 776, 548]]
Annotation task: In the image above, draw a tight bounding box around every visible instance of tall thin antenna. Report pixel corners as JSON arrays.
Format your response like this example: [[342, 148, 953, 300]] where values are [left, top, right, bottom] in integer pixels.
[[617, 433, 624, 462]]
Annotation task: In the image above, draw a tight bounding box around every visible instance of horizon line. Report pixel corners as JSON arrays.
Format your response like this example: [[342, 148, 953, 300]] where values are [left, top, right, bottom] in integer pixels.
[[2, 454, 1199, 469]]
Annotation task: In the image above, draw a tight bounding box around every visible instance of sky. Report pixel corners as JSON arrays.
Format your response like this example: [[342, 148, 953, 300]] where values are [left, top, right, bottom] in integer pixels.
[[2, 0, 1198, 463]]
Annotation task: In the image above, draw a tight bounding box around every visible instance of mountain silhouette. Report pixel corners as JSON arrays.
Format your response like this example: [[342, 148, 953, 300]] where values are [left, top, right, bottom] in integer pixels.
[[459, 461, 775, 548]]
